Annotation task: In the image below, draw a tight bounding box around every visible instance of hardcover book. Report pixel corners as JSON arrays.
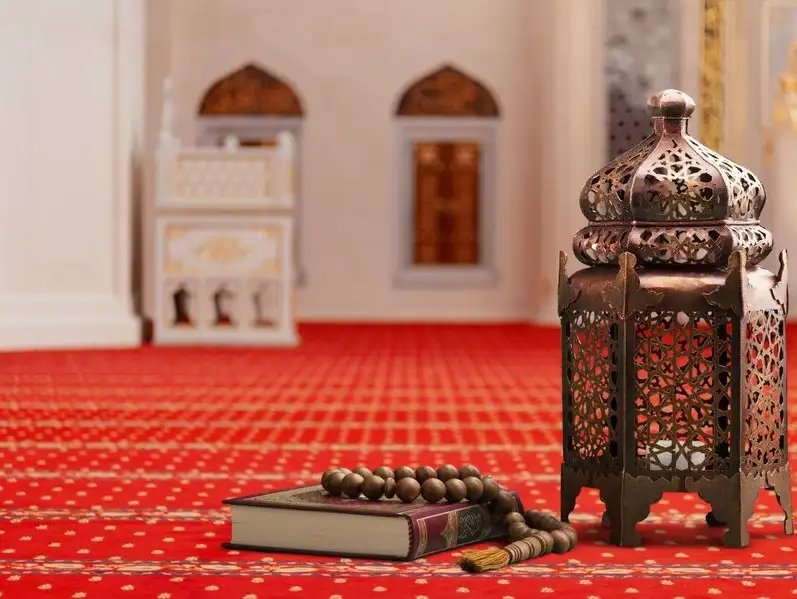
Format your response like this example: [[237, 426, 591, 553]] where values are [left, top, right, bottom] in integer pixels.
[[223, 484, 523, 560]]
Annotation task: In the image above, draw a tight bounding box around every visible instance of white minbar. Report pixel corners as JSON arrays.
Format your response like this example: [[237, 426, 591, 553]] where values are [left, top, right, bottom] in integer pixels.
[[153, 95, 299, 346], [0, 0, 142, 350]]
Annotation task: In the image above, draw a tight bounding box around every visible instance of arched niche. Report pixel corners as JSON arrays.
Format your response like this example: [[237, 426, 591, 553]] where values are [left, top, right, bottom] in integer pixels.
[[395, 65, 500, 118], [195, 63, 306, 283], [393, 65, 501, 288], [198, 63, 304, 117], [196, 63, 305, 147]]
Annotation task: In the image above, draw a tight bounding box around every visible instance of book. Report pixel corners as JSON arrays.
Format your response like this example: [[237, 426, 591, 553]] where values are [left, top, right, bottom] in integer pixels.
[[223, 484, 523, 560]]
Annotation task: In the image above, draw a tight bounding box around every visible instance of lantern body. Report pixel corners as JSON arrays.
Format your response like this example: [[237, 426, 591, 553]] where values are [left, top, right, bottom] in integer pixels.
[[559, 90, 792, 547]]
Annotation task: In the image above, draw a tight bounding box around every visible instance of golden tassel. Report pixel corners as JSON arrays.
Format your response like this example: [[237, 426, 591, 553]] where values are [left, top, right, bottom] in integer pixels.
[[459, 547, 511, 573], [457, 511, 577, 573]]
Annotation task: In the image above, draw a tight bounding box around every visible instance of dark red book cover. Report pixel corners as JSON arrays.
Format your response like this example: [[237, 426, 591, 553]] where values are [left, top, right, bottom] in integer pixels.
[[223, 484, 524, 560]]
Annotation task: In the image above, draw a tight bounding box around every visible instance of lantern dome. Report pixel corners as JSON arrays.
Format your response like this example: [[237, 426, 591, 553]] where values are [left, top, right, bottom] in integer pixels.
[[574, 89, 772, 267]]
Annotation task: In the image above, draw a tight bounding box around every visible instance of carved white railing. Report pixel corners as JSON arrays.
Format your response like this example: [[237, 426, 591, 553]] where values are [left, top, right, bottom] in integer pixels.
[[156, 131, 296, 209]]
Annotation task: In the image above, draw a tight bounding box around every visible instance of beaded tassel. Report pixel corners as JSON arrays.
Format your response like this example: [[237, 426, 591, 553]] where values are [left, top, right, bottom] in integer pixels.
[[320, 464, 577, 573], [459, 511, 577, 572]]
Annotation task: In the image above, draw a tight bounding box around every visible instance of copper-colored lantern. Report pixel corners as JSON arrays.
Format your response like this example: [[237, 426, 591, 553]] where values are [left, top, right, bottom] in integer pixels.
[[559, 89, 793, 547]]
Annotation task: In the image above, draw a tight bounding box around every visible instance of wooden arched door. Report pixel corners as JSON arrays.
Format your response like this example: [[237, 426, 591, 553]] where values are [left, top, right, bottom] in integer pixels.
[[396, 66, 499, 268]]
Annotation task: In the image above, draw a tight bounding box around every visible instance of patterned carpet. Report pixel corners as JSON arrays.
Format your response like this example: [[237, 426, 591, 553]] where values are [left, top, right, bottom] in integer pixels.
[[1, 323, 796, 598]]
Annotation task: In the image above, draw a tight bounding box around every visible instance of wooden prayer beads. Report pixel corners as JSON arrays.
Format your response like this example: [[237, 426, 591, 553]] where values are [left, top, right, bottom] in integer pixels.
[[458, 508, 577, 572], [395, 477, 421, 502], [421, 478, 446, 503], [321, 464, 520, 519], [320, 463, 578, 573]]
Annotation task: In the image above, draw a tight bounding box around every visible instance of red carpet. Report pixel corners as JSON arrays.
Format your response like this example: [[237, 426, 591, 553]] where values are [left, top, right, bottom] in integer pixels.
[[1, 323, 796, 598]]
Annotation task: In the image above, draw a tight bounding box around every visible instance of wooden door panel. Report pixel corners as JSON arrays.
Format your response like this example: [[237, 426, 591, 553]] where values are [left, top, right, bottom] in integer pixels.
[[412, 141, 480, 266]]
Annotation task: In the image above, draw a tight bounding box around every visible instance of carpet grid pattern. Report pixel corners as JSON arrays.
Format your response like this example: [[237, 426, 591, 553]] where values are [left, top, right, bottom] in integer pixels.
[[1, 324, 796, 598]]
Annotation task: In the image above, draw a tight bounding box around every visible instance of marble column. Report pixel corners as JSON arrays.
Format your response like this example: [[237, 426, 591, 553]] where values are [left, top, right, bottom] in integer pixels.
[[0, 0, 142, 349], [532, 0, 608, 326]]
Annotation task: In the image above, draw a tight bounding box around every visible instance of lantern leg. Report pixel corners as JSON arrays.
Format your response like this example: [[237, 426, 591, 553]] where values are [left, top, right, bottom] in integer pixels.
[[767, 464, 794, 535], [597, 472, 676, 547], [560, 465, 589, 523], [687, 473, 761, 548]]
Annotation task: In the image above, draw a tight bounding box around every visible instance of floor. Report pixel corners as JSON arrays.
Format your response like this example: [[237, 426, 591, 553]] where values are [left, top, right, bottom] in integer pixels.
[[1, 324, 796, 598]]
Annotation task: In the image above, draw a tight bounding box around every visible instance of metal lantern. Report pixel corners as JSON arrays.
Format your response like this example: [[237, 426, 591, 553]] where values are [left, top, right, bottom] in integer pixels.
[[558, 89, 793, 548]]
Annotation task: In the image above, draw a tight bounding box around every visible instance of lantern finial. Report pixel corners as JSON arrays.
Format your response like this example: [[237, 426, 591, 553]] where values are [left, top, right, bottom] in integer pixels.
[[650, 89, 696, 119]]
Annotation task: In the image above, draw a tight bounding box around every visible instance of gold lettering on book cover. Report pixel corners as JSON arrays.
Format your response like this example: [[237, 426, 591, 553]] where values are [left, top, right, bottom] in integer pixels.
[[458, 506, 491, 543]]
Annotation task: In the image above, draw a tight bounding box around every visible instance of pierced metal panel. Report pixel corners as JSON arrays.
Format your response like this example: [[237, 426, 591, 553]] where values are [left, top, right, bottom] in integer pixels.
[[576, 88, 773, 268], [628, 140, 723, 221], [684, 140, 766, 220], [728, 225, 773, 265], [634, 227, 724, 265], [633, 309, 733, 474], [580, 136, 657, 222], [563, 310, 619, 468], [743, 309, 787, 471], [573, 227, 630, 265]]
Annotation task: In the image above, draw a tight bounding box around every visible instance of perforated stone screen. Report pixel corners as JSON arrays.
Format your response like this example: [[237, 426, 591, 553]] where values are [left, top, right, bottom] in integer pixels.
[[605, 0, 682, 156]]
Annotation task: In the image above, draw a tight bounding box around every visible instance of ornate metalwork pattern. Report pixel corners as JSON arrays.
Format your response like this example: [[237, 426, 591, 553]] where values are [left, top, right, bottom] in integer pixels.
[[575, 225, 773, 268], [580, 136, 657, 221], [562, 310, 618, 468], [575, 89, 771, 268], [395, 66, 499, 117], [560, 88, 791, 549], [704, 250, 748, 318], [573, 227, 629, 265], [729, 225, 773, 265], [602, 252, 663, 321], [633, 310, 733, 474], [199, 64, 304, 116], [631, 139, 723, 221], [700, 0, 725, 152], [684, 140, 765, 219], [743, 310, 787, 470], [635, 227, 724, 265]]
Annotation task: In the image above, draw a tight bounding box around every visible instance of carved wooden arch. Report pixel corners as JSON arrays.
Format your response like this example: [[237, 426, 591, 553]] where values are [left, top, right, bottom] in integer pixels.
[[395, 65, 500, 117], [198, 63, 304, 117]]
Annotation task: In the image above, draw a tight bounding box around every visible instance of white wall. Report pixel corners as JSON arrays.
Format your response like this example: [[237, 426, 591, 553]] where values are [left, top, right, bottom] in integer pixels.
[[146, 0, 549, 322], [0, 0, 141, 349], [724, 0, 793, 286]]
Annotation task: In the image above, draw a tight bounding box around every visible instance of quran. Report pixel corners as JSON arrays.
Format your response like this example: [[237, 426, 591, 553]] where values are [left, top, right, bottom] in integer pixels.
[[223, 484, 523, 560]]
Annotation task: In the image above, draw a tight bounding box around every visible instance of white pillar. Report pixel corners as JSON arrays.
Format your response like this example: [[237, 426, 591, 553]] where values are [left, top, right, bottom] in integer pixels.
[[772, 129, 797, 319], [533, 0, 608, 325], [0, 0, 142, 349]]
